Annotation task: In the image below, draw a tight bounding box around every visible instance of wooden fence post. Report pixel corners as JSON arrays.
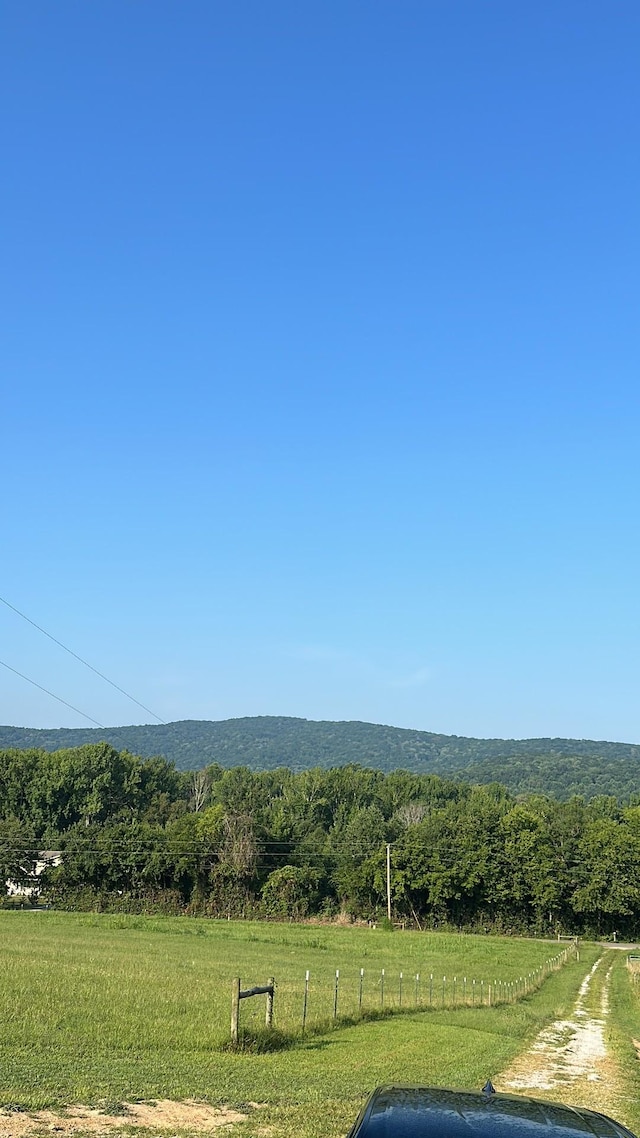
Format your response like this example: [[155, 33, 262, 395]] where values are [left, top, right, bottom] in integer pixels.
[[232, 978, 276, 1044], [231, 977, 240, 1044]]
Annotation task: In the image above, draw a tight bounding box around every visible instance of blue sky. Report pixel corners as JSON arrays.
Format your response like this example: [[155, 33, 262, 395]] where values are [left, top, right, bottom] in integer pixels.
[[2, 1, 639, 740]]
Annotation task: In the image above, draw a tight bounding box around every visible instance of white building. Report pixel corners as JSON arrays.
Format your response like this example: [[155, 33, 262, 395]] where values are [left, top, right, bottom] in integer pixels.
[[6, 850, 62, 898]]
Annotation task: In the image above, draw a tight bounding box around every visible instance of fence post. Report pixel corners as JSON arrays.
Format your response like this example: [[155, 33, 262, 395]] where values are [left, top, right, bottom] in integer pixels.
[[302, 969, 309, 1033], [429, 973, 433, 1005], [359, 967, 364, 1011], [266, 978, 275, 1028], [399, 971, 403, 1007], [415, 972, 420, 1005], [231, 977, 240, 1044], [333, 969, 339, 1019]]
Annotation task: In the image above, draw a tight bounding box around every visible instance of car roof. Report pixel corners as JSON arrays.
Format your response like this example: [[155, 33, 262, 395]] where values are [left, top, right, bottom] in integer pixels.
[[347, 1087, 637, 1138]]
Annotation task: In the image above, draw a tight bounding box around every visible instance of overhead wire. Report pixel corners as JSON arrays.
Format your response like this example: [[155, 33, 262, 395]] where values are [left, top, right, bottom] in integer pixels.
[[0, 594, 164, 723], [0, 659, 106, 728]]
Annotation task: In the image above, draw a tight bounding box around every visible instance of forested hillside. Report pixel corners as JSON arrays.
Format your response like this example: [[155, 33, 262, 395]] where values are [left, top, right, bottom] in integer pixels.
[[455, 753, 640, 801], [1, 717, 639, 799], [2, 743, 640, 938]]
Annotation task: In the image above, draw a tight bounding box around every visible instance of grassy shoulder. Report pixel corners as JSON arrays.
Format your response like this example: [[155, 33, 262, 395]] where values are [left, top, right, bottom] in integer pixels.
[[600, 955, 640, 1135]]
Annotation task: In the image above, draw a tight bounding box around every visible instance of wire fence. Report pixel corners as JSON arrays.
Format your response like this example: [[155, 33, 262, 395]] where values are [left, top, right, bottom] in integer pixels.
[[232, 942, 578, 1041]]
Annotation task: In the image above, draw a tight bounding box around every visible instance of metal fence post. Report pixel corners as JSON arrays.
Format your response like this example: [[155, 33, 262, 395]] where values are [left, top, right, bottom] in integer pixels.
[[302, 969, 309, 1033]]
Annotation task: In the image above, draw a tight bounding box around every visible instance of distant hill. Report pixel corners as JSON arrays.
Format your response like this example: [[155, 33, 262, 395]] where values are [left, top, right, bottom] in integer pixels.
[[1, 716, 640, 799]]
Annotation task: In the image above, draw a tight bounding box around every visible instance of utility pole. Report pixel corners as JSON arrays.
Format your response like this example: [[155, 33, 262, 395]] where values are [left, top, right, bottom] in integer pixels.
[[386, 843, 392, 922]]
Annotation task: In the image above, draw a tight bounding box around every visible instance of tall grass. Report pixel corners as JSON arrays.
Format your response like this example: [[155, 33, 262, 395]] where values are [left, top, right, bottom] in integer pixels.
[[0, 912, 567, 1047]]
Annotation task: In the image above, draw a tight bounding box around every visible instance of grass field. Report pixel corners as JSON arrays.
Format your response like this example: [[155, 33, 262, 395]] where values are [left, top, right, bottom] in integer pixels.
[[0, 912, 601, 1138], [604, 956, 640, 1133]]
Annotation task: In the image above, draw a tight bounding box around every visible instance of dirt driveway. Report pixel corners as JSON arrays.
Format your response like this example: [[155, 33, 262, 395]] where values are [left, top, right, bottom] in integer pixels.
[[497, 948, 640, 1126], [499, 955, 612, 1094]]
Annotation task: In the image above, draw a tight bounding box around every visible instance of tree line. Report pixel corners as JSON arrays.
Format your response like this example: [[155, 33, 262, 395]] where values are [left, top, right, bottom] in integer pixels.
[[1, 743, 639, 938]]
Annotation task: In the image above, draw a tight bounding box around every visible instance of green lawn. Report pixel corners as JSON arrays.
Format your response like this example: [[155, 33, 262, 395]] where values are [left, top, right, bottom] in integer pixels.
[[0, 912, 596, 1138]]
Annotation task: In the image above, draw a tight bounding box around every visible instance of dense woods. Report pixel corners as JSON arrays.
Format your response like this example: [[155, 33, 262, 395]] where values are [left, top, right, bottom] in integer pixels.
[[2, 743, 640, 938], [1, 717, 640, 799]]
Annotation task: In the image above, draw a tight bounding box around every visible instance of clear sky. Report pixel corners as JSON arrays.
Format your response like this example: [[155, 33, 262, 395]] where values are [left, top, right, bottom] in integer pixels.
[[2, 1, 639, 741]]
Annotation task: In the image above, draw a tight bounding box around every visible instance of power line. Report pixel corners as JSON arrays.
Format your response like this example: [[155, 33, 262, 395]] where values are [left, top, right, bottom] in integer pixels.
[[0, 659, 105, 728], [0, 595, 164, 723]]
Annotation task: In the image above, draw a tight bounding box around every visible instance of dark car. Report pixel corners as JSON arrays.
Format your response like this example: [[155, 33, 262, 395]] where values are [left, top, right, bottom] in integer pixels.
[[346, 1087, 637, 1138]]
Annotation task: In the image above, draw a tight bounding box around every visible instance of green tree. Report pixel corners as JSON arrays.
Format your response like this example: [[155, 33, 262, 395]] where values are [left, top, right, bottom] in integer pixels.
[[572, 817, 640, 936], [261, 865, 321, 918]]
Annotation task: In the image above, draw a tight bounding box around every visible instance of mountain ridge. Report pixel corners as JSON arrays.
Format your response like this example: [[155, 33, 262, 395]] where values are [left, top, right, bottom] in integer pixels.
[[1, 715, 639, 801]]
